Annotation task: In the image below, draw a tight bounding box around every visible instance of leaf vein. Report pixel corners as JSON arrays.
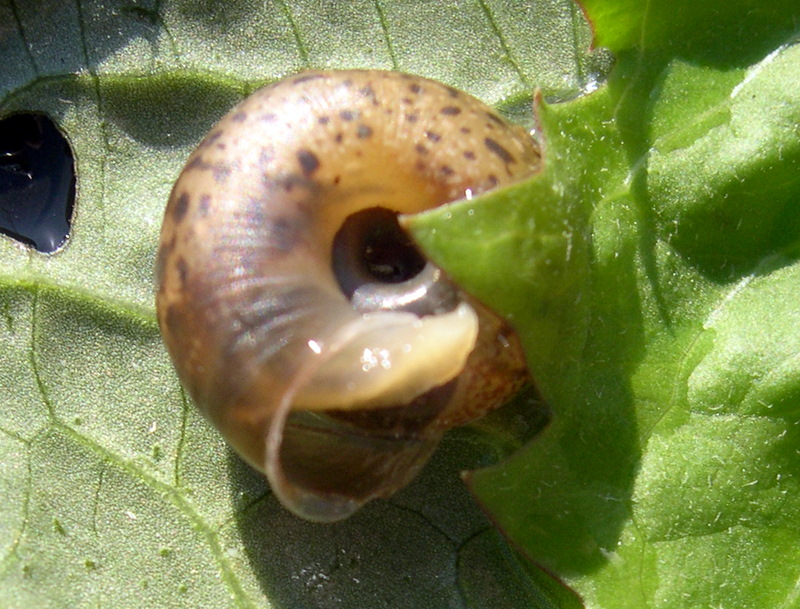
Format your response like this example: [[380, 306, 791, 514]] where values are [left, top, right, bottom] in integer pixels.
[[7, 0, 39, 75], [275, 0, 309, 66], [0, 444, 31, 576], [54, 421, 259, 609], [475, 0, 529, 87], [372, 0, 398, 70]]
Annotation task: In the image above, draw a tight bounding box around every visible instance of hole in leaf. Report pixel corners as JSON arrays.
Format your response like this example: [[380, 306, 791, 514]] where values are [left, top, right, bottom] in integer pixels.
[[0, 113, 76, 253]]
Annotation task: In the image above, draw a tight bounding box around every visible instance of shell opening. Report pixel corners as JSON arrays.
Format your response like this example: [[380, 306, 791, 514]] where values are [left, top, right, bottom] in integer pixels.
[[332, 207, 459, 316]]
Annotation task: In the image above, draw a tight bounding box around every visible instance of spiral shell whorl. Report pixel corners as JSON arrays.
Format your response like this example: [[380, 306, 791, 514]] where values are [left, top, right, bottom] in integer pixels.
[[157, 70, 539, 521]]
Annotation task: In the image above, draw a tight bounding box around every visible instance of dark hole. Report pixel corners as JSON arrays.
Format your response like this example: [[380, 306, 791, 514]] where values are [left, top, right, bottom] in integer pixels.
[[332, 207, 427, 299], [0, 113, 76, 253]]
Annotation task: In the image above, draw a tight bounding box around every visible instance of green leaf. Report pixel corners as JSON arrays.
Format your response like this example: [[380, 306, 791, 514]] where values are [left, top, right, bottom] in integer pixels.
[[0, 1, 598, 607], [409, 0, 800, 607]]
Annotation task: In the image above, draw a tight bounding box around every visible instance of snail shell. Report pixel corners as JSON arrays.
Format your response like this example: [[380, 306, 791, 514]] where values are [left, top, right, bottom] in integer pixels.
[[156, 70, 539, 522]]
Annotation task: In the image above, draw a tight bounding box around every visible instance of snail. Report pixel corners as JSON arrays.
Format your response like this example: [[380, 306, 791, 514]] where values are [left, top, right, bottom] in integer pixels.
[[156, 70, 540, 522]]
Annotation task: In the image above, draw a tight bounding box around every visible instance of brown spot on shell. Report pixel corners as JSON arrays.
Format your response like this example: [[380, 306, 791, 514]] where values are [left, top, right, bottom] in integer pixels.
[[440, 106, 461, 116], [214, 163, 233, 182], [274, 173, 318, 195], [260, 216, 299, 254], [197, 130, 223, 150], [231, 112, 247, 123], [415, 144, 428, 155], [357, 125, 373, 139], [198, 194, 211, 216], [463, 151, 476, 160], [184, 156, 232, 182], [339, 110, 356, 121], [409, 83, 422, 94], [176, 257, 189, 287], [424, 131, 442, 142], [172, 193, 189, 223], [297, 150, 320, 176], [486, 112, 505, 125], [484, 137, 516, 165]]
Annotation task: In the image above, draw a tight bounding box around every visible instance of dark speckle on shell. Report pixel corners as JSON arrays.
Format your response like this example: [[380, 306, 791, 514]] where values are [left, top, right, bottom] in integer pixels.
[[297, 150, 320, 176], [486, 112, 504, 125], [484, 137, 516, 165], [176, 257, 189, 287], [198, 194, 211, 216], [172, 193, 190, 223]]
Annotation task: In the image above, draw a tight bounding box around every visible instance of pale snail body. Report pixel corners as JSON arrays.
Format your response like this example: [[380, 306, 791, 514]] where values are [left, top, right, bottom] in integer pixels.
[[157, 70, 540, 522]]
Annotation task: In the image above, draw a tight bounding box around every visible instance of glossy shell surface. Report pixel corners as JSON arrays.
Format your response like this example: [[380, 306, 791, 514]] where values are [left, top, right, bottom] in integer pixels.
[[156, 70, 539, 521]]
